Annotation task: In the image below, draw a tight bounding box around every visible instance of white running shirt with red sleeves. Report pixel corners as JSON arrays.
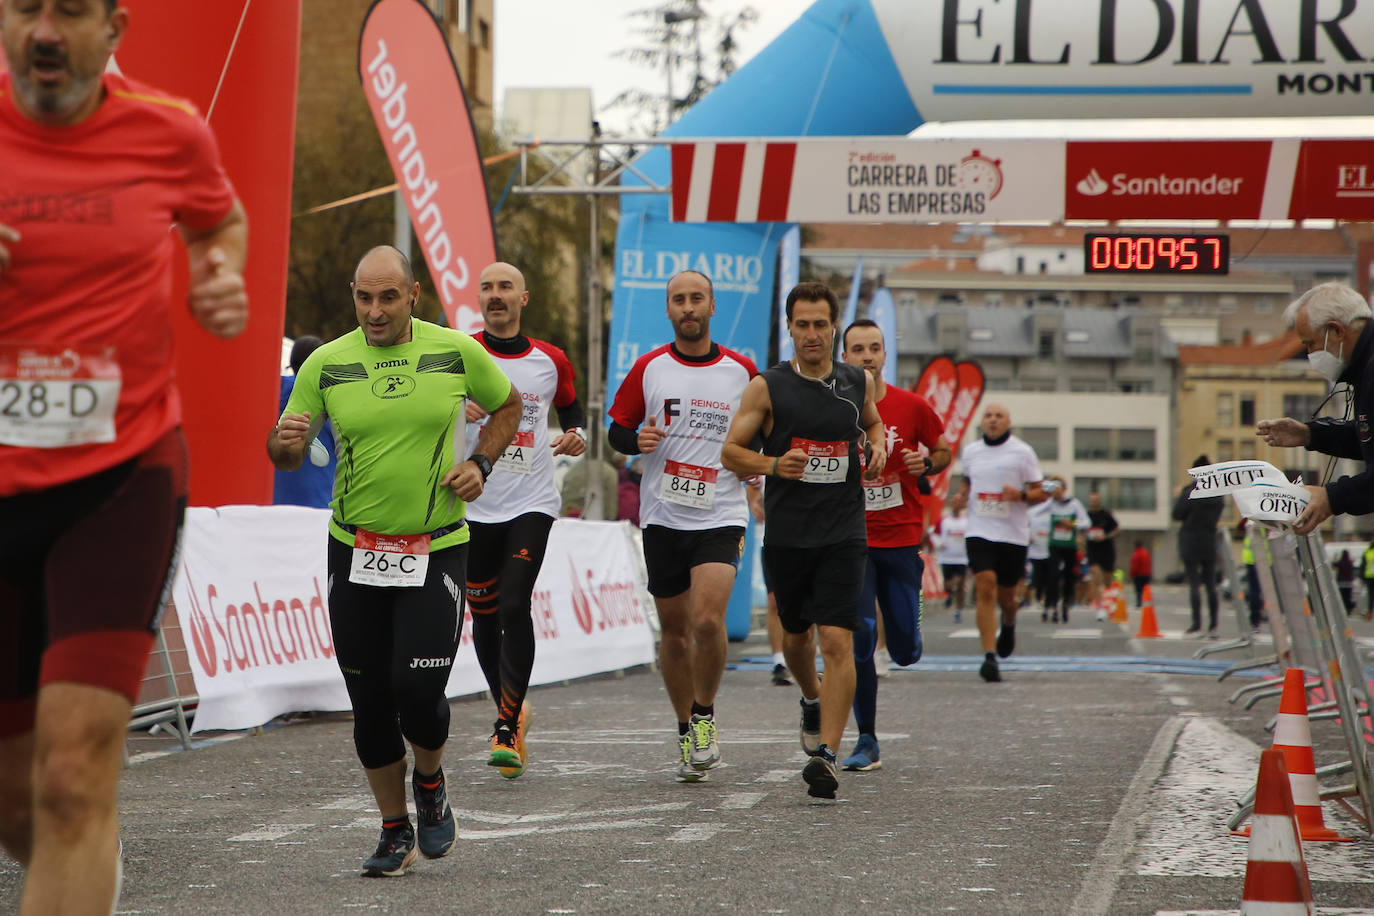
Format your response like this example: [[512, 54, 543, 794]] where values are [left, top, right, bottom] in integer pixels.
[[466, 334, 577, 523], [958, 435, 1044, 546], [608, 344, 756, 530]]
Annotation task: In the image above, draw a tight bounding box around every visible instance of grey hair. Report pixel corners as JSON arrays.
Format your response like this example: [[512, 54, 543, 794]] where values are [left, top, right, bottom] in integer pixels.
[[1284, 282, 1371, 330]]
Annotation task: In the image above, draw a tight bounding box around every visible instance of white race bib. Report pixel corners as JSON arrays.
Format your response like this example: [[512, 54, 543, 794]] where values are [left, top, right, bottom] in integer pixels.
[[348, 529, 430, 587], [793, 438, 848, 484], [863, 477, 902, 512], [494, 429, 535, 475], [0, 344, 121, 448], [975, 491, 1009, 517], [659, 459, 718, 509]]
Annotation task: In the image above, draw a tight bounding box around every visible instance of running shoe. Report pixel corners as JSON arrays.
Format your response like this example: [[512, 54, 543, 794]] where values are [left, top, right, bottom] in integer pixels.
[[771, 663, 792, 686], [875, 647, 892, 679], [799, 698, 821, 756], [688, 713, 720, 770], [841, 733, 882, 772], [1183, 627, 1204, 638], [995, 624, 1016, 659], [487, 723, 520, 770], [979, 654, 1001, 682], [675, 733, 706, 783], [497, 704, 530, 779], [1206, 628, 1219, 639], [803, 748, 839, 799], [411, 768, 455, 859], [362, 820, 417, 877]]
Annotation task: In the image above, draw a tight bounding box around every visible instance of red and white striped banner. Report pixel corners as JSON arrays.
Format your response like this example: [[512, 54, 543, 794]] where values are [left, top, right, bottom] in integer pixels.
[[669, 136, 1374, 224]]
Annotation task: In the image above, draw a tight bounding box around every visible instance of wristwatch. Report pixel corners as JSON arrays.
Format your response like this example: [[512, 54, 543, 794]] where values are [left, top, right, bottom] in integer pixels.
[[468, 453, 493, 481]]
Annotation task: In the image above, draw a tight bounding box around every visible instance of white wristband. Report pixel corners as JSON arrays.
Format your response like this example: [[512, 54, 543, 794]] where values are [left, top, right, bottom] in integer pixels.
[[567, 427, 587, 442]]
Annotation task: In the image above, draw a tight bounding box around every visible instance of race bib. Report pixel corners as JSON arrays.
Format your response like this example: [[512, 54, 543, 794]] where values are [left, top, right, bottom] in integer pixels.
[[494, 429, 535, 474], [976, 491, 1009, 517], [863, 476, 902, 512], [659, 459, 717, 509], [792, 438, 848, 484], [349, 529, 430, 587], [1088, 526, 1104, 541], [0, 344, 121, 448]]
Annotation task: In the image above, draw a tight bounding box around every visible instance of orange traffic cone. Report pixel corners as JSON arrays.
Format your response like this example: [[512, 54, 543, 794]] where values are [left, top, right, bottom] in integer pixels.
[[1112, 589, 1129, 623], [1269, 668, 1352, 841], [1240, 749, 1315, 915], [1134, 583, 1162, 638]]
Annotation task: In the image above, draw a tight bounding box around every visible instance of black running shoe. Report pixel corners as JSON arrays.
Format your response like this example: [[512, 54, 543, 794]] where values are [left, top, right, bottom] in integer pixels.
[[799, 699, 821, 756], [979, 655, 1001, 683], [362, 821, 417, 877], [412, 768, 455, 859], [996, 624, 1016, 658], [771, 663, 792, 686], [803, 748, 839, 799]]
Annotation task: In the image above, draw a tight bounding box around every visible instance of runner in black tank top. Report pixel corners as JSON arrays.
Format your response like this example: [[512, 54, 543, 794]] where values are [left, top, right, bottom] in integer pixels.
[[722, 281, 887, 801]]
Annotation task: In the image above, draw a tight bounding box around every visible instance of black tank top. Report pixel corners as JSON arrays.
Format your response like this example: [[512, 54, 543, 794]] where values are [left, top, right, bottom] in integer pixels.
[[761, 361, 867, 548]]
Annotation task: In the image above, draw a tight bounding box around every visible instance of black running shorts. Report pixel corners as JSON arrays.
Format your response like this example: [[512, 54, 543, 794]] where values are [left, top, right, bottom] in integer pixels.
[[641, 524, 745, 598], [965, 536, 1028, 588], [762, 540, 866, 633]]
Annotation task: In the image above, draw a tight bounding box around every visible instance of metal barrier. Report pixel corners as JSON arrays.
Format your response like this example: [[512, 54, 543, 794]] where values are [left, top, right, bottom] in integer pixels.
[[1226, 528, 1374, 836], [127, 607, 197, 751]]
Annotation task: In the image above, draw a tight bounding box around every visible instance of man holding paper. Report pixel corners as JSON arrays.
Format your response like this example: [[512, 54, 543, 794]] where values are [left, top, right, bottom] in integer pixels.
[[1256, 283, 1374, 536]]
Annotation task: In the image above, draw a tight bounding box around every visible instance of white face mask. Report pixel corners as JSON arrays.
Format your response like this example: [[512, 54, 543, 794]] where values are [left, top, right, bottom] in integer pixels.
[[1307, 327, 1347, 383]]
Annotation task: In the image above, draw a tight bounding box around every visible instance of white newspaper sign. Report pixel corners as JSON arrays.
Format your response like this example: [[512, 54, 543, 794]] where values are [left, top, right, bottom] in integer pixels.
[[1231, 481, 1312, 532], [1188, 460, 1286, 498], [171, 508, 653, 733]]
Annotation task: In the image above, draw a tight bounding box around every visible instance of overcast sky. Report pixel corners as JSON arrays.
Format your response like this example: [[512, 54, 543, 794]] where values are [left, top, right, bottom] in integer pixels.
[[493, 0, 816, 136]]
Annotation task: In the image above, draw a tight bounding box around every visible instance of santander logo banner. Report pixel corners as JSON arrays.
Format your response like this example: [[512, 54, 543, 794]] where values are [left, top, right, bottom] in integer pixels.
[[359, 0, 495, 334], [1065, 140, 1272, 220], [169, 507, 653, 732]]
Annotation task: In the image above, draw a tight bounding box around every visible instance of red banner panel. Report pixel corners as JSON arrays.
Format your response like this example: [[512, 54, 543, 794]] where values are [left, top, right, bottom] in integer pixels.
[[1065, 140, 1271, 221], [1290, 139, 1374, 222]]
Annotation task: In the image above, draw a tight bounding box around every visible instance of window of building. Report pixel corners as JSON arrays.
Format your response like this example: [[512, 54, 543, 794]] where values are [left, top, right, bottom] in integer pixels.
[[1216, 438, 1234, 461], [969, 328, 994, 341], [1238, 439, 1256, 460], [1216, 392, 1234, 428], [1117, 477, 1157, 510], [1239, 394, 1256, 426], [1283, 393, 1325, 421], [1073, 428, 1110, 461], [1069, 379, 1108, 393], [1132, 344, 1155, 364], [1119, 380, 1154, 393], [1117, 428, 1156, 461], [1065, 330, 1090, 343], [984, 377, 1013, 390], [1254, 296, 1275, 313], [457, 0, 471, 33], [1073, 477, 1108, 505], [1038, 331, 1055, 359], [479, 18, 491, 49], [1020, 426, 1058, 461], [984, 293, 1003, 306], [1016, 256, 1025, 273]]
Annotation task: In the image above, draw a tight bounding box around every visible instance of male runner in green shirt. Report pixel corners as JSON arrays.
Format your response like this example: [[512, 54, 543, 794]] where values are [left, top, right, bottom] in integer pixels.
[[268, 245, 520, 877]]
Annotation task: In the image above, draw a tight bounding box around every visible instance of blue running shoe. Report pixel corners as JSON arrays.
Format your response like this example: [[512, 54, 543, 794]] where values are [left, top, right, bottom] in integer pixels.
[[842, 733, 882, 772], [362, 820, 417, 877]]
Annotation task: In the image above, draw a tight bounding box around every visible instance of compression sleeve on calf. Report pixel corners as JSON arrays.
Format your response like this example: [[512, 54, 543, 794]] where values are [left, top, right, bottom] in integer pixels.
[[607, 422, 641, 455], [556, 399, 587, 433]]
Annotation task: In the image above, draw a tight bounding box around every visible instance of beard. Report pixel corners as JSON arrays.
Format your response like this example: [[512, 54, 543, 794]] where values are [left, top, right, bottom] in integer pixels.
[[673, 316, 708, 342]]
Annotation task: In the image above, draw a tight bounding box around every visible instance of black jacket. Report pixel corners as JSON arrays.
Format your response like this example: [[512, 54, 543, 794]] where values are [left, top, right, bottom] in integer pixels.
[[1172, 482, 1223, 549], [1306, 320, 1374, 517]]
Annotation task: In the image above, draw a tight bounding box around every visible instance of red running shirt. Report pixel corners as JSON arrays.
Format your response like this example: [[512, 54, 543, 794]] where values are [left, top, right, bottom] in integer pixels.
[[863, 384, 945, 548], [0, 72, 236, 496]]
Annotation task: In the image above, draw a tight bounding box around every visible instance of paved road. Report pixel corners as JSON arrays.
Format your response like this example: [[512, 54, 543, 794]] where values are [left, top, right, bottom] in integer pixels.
[[3, 584, 1372, 914]]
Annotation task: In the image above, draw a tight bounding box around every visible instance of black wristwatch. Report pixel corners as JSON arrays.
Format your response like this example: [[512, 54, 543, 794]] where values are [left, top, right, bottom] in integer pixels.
[[468, 453, 493, 481]]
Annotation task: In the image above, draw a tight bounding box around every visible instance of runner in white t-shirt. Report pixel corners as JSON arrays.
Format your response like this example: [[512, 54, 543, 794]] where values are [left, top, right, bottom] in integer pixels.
[[956, 404, 1046, 682], [465, 262, 587, 778], [607, 270, 757, 782], [933, 490, 970, 622]]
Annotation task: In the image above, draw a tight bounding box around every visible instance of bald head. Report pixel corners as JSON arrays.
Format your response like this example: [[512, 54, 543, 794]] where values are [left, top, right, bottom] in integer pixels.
[[355, 245, 414, 287], [980, 403, 1011, 440], [479, 261, 530, 336]]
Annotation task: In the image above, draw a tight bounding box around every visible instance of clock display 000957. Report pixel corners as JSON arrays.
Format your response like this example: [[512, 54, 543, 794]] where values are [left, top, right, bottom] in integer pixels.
[[1083, 232, 1229, 275]]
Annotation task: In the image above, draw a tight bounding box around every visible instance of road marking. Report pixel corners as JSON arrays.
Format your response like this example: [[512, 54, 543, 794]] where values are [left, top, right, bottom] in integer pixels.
[[720, 792, 766, 809], [227, 824, 313, 842], [462, 817, 665, 840], [755, 769, 795, 783], [668, 823, 723, 842], [1068, 716, 1184, 916], [1133, 716, 1374, 883], [453, 801, 688, 826], [1052, 628, 1107, 639]]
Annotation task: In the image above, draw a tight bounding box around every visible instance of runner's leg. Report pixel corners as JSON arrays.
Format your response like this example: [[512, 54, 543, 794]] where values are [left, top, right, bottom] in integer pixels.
[[686, 562, 735, 708], [850, 552, 879, 735]]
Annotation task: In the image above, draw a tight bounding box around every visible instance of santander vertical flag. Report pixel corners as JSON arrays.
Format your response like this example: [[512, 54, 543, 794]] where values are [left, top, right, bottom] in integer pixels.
[[359, 0, 495, 334]]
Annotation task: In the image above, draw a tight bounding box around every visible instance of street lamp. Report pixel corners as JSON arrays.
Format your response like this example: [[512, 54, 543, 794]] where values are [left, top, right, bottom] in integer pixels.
[[662, 6, 704, 130]]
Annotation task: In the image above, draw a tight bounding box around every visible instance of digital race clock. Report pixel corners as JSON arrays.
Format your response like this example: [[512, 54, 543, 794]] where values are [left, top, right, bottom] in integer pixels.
[[1083, 232, 1229, 275]]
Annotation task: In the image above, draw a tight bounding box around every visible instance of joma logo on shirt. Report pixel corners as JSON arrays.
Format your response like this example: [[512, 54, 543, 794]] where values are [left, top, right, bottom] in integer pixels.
[[374, 359, 407, 369]]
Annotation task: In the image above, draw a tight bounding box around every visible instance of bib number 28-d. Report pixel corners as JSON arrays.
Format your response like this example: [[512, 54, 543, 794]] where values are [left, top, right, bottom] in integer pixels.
[[0, 344, 121, 448]]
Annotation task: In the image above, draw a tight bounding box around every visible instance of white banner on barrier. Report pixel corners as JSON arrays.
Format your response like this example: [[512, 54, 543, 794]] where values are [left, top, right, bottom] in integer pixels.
[[171, 508, 653, 733]]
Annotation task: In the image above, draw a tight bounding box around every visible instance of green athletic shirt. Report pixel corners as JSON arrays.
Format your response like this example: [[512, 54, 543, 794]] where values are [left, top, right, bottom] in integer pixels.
[[282, 319, 513, 550]]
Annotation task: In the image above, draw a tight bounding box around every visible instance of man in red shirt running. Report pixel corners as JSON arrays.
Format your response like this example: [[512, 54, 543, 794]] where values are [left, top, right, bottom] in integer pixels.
[[839, 319, 951, 770], [0, 2, 248, 911]]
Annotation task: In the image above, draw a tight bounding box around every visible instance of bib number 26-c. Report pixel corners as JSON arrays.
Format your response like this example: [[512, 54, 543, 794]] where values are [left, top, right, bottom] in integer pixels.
[[349, 529, 430, 587]]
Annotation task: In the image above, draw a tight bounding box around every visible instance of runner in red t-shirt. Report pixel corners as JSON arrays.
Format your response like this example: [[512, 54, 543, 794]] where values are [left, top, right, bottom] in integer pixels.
[[838, 319, 951, 772], [0, 4, 247, 911]]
